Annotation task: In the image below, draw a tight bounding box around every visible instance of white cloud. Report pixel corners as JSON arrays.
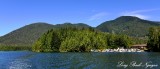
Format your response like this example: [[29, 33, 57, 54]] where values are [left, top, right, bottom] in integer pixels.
[[89, 12, 108, 21], [121, 9, 160, 19], [126, 9, 159, 14]]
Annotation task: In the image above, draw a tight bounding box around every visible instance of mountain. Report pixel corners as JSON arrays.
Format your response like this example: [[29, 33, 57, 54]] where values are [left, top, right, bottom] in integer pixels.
[[96, 16, 160, 37], [0, 22, 91, 46], [1, 16, 160, 46], [0, 23, 54, 46]]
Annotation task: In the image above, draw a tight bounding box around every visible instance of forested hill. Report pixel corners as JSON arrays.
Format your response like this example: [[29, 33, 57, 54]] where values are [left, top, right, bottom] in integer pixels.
[[0, 22, 91, 46], [96, 16, 160, 37], [0, 23, 54, 46]]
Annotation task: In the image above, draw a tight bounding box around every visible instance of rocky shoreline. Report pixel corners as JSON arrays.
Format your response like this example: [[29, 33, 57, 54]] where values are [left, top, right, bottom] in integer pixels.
[[91, 48, 144, 52]]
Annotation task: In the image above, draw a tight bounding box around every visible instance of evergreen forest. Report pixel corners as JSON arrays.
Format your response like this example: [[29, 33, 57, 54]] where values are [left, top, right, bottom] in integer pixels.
[[32, 27, 132, 52]]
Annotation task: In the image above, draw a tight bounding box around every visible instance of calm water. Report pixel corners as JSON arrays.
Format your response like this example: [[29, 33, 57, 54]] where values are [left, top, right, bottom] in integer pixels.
[[0, 51, 160, 69]]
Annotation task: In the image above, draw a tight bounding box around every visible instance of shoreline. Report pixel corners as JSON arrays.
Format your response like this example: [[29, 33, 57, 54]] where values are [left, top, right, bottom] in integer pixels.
[[91, 48, 145, 52]]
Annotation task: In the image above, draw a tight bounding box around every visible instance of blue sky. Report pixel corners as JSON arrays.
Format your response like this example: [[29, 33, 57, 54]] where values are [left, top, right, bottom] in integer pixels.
[[0, 0, 160, 36]]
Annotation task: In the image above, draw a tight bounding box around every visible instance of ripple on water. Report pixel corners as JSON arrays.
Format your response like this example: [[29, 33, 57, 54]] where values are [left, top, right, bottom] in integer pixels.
[[8, 59, 32, 69]]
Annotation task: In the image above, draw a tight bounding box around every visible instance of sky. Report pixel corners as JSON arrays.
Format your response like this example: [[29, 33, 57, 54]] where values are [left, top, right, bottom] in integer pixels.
[[0, 0, 160, 36]]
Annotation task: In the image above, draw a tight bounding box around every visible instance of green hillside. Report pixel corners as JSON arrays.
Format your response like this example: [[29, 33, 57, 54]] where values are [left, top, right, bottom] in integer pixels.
[[0, 22, 91, 46], [0, 23, 54, 46], [96, 16, 160, 37]]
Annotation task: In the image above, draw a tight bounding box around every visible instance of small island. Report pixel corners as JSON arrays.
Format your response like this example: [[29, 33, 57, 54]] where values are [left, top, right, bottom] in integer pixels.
[[32, 27, 132, 52]]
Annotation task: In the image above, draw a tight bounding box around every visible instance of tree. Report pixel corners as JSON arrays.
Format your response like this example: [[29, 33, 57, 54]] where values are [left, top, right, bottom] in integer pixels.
[[147, 27, 160, 51], [114, 35, 131, 48]]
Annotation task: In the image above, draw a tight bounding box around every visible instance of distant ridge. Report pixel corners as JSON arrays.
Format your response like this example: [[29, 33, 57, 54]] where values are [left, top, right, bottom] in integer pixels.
[[96, 16, 160, 37]]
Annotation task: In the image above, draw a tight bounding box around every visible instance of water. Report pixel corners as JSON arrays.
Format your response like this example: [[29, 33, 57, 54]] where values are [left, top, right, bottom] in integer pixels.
[[0, 51, 160, 69]]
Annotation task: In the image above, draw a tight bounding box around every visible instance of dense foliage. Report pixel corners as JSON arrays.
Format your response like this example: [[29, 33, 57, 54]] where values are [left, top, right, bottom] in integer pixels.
[[96, 16, 160, 37], [147, 27, 160, 52], [32, 27, 132, 52], [131, 37, 148, 44]]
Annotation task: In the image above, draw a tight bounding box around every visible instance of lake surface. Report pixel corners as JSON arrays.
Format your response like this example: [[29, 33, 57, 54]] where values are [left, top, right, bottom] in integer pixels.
[[0, 51, 160, 69]]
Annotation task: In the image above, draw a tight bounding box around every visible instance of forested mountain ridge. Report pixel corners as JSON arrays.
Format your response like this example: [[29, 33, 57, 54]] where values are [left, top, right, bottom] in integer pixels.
[[96, 16, 160, 37], [0, 22, 91, 46], [0, 23, 54, 46], [1, 16, 160, 47]]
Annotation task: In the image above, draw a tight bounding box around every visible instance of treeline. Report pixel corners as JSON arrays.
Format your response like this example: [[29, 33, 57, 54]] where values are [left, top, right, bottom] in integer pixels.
[[0, 45, 32, 51], [147, 27, 160, 52], [32, 27, 132, 52]]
